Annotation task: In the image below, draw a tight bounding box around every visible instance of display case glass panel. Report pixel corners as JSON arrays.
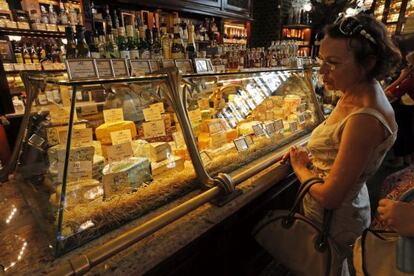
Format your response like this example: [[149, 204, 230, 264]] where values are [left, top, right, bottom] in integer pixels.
[[17, 67, 322, 256], [182, 69, 323, 177]]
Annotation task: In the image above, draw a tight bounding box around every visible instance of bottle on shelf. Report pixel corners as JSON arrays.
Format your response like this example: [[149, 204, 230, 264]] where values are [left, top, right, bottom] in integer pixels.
[[86, 30, 100, 59], [171, 24, 185, 59], [139, 22, 150, 59], [97, 27, 106, 58], [105, 5, 113, 30], [41, 6, 49, 24], [30, 44, 40, 64], [151, 14, 162, 60], [12, 41, 23, 64], [59, 1, 68, 25], [126, 25, 139, 59], [48, 4, 58, 25], [186, 22, 197, 60], [105, 26, 120, 58], [76, 25, 90, 58], [118, 26, 130, 59], [65, 26, 77, 59], [23, 44, 32, 64], [160, 25, 172, 59]]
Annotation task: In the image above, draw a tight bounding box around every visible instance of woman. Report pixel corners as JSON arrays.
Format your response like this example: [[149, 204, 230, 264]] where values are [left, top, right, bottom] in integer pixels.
[[286, 13, 401, 273]]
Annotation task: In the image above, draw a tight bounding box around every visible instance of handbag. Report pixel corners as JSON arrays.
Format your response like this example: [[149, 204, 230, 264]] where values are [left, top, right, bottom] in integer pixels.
[[253, 178, 342, 276], [353, 187, 414, 276]]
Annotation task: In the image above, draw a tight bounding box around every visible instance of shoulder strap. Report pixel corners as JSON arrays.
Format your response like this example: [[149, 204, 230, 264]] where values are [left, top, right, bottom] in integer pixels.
[[339, 108, 394, 136]]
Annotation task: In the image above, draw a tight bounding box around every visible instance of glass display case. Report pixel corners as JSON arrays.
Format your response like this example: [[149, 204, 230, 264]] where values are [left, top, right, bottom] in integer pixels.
[[17, 66, 323, 256]]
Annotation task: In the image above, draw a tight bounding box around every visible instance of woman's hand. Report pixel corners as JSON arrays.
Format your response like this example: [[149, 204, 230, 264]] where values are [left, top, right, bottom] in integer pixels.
[[282, 146, 315, 183], [377, 199, 414, 236]]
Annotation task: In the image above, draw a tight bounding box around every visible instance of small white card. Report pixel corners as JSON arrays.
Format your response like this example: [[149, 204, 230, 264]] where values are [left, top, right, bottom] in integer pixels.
[[208, 121, 223, 134], [252, 124, 265, 136], [143, 107, 162, 122], [66, 59, 98, 80], [111, 59, 129, 77], [81, 104, 99, 116], [58, 160, 93, 181], [273, 119, 284, 132], [95, 59, 114, 78], [106, 142, 134, 163], [143, 120, 166, 139], [103, 108, 124, 123], [173, 131, 186, 148], [233, 137, 249, 152], [290, 121, 298, 132], [110, 129, 132, 145], [188, 109, 202, 125], [150, 102, 165, 114]]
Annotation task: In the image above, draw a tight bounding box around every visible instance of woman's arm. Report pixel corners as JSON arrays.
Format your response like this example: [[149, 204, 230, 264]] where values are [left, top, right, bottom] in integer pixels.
[[378, 199, 414, 236], [291, 114, 385, 209]]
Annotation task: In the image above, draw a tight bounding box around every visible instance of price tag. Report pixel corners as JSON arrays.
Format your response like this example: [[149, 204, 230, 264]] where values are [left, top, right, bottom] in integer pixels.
[[188, 109, 202, 125], [175, 59, 193, 73], [210, 131, 227, 149], [252, 124, 265, 136], [198, 99, 210, 110], [110, 129, 132, 145], [130, 60, 151, 75], [47, 127, 60, 146], [58, 160, 93, 181], [289, 121, 298, 132], [264, 122, 275, 135], [106, 142, 134, 163], [273, 119, 284, 132], [298, 112, 306, 124], [162, 59, 175, 68], [143, 107, 162, 122], [103, 108, 124, 123], [81, 104, 99, 116], [111, 59, 130, 77], [103, 171, 129, 199], [149, 60, 160, 72], [13, 64, 25, 71], [71, 128, 93, 147], [143, 120, 166, 139], [65, 59, 98, 80], [208, 121, 223, 134], [57, 124, 88, 145], [150, 102, 165, 113], [233, 137, 249, 152], [173, 131, 186, 148], [245, 135, 254, 146], [95, 59, 114, 78]]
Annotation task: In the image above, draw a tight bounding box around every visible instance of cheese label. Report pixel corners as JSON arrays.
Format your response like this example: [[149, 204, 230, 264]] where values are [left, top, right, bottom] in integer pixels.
[[71, 128, 93, 147], [208, 121, 223, 134], [81, 104, 99, 116], [58, 160, 93, 181], [50, 106, 78, 124], [103, 108, 124, 123], [143, 107, 162, 122], [210, 131, 227, 148], [273, 119, 284, 132], [57, 124, 87, 144], [264, 123, 275, 135], [110, 129, 132, 145], [106, 142, 134, 163], [173, 131, 186, 148], [66, 59, 97, 80], [47, 127, 60, 146], [150, 102, 165, 114], [103, 171, 129, 199], [143, 120, 166, 139], [252, 124, 265, 136], [233, 137, 249, 152], [290, 121, 298, 132], [298, 112, 306, 124], [188, 108, 202, 125]]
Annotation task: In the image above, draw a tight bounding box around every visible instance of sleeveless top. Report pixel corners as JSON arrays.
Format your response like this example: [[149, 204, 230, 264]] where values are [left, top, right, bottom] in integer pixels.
[[304, 107, 397, 253]]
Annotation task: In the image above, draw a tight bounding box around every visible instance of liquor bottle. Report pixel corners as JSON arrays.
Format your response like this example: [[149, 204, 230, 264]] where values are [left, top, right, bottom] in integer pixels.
[[30, 44, 40, 63], [65, 26, 77, 59], [23, 44, 32, 64], [59, 1, 68, 25], [76, 25, 90, 58], [139, 24, 150, 59], [118, 27, 130, 59], [181, 19, 188, 41], [12, 41, 23, 64], [48, 4, 57, 25], [126, 25, 139, 59], [97, 27, 106, 58], [69, 8, 78, 26], [151, 15, 162, 60], [104, 5, 112, 30], [186, 22, 197, 60], [160, 26, 171, 59], [86, 31, 100, 58], [171, 25, 185, 59], [105, 26, 120, 58], [41, 6, 49, 24], [113, 10, 120, 39]]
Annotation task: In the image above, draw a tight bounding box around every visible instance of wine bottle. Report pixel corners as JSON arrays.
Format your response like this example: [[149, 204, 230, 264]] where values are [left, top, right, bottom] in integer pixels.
[[86, 30, 100, 59], [105, 26, 120, 58], [186, 22, 197, 60], [76, 25, 91, 58], [171, 25, 185, 59], [118, 27, 130, 59], [151, 14, 162, 60]]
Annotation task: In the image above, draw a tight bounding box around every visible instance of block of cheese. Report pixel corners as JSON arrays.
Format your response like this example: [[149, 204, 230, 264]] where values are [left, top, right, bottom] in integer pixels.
[[103, 157, 152, 189], [48, 144, 95, 165], [95, 121, 137, 145], [238, 121, 260, 136], [210, 131, 227, 149], [149, 142, 172, 162], [198, 132, 210, 150], [151, 156, 184, 176], [226, 129, 238, 142], [174, 147, 190, 160], [53, 179, 102, 207]]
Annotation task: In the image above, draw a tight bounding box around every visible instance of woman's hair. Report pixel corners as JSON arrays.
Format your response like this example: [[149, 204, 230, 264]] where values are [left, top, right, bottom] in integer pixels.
[[324, 13, 401, 80], [406, 52, 414, 66]]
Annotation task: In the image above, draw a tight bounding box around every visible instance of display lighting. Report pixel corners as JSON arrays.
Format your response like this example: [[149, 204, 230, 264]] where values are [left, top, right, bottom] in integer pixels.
[[4, 237, 27, 272], [304, 3, 312, 12], [5, 205, 17, 224]]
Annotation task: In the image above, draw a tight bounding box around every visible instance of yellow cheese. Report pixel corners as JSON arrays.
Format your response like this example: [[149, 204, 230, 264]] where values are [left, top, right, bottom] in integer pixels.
[[95, 121, 137, 145], [226, 129, 238, 142]]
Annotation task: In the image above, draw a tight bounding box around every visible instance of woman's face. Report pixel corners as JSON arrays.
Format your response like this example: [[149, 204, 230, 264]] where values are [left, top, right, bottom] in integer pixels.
[[318, 35, 365, 92]]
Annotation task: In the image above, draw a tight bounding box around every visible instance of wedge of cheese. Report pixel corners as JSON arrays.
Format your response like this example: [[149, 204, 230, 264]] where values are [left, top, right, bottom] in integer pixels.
[[95, 121, 137, 145], [151, 156, 184, 176]]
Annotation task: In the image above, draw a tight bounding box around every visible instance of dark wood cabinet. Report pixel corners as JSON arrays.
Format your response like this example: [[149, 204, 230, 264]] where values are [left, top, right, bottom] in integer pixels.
[[184, 0, 221, 8], [223, 0, 251, 16]]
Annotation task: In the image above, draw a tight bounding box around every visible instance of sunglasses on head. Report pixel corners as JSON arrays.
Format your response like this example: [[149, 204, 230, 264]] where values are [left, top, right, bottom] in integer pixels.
[[334, 13, 377, 45]]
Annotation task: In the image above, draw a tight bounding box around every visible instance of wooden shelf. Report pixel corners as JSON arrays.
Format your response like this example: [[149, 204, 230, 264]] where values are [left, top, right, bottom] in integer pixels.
[[5, 69, 66, 74], [0, 27, 65, 38]]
